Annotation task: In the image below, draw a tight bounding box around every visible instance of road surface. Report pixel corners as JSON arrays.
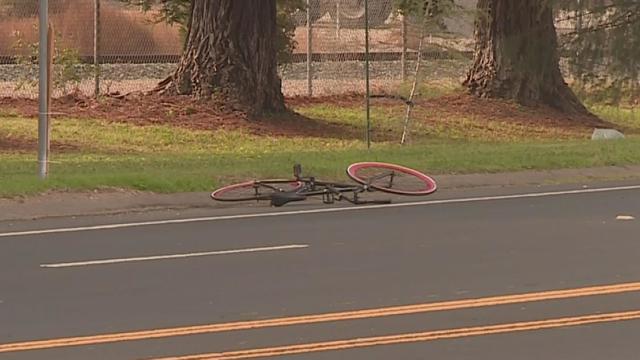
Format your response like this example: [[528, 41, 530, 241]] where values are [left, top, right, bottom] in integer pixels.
[[1, 183, 639, 359]]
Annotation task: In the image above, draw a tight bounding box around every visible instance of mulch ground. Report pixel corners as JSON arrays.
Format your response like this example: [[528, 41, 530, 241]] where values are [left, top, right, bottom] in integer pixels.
[[1, 91, 618, 145], [0, 93, 364, 140], [0, 136, 81, 153], [424, 93, 614, 130], [288, 92, 616, 132]]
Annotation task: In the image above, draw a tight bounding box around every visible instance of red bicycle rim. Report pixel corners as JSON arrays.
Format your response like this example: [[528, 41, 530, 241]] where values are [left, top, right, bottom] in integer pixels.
[[211, 180, 302, 201], [346, 162, 437, 196]]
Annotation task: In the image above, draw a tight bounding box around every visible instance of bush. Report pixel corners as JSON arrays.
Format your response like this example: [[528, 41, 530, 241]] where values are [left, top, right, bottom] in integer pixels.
[[11, 28, 90, 94]]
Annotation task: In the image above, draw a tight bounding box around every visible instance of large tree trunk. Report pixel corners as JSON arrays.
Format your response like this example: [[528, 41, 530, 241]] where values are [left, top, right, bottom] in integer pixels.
[[464, 0, 588, 114], [157, 0, 285, 116]]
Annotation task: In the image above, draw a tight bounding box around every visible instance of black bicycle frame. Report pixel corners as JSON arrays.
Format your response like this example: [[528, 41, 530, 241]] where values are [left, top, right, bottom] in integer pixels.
[[293, 177, 370, 204], [249, 164, 396, 207], [277, 164, 396, 206]]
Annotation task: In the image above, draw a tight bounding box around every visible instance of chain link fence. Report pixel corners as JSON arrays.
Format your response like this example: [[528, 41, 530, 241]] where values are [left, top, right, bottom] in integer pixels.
[[284, 0, 474, 97], [0, 0, 180, 98], [0, 0, 475, 99]]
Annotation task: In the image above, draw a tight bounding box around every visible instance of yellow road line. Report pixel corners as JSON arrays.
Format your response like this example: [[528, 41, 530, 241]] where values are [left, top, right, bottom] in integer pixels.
[[2, 281, 640, 353], [151, 310, 640, 360]]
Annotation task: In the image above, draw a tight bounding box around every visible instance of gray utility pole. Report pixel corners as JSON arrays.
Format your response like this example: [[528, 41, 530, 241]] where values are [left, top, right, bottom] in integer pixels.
[[38, 0, 50, 179]]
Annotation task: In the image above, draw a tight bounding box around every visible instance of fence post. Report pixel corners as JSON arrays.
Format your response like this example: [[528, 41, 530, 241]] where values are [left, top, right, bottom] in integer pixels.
[[38, 0, 50, 179], [94, 0, 101, 98], [401, 14, 407, 82], [401, 32, 424, 145], [400, 4, 429, 145], [306, 0, 313, 97], [335, 1, 341, 38], [364, 0, 371, 149], [47, 22, 54, 155]]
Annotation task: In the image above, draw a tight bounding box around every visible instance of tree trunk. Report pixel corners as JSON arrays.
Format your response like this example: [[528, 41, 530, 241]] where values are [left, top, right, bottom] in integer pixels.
[[464, 0, 588, 114], [157, 0, 285, 116]]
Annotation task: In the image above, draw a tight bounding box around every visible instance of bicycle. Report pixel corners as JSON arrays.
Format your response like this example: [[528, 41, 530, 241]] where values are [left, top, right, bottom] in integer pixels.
[[211, 162, 437, 207]]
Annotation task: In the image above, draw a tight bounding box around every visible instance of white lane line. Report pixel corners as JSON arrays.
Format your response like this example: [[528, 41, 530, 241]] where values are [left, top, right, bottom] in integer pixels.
[[40, 244, 309, 268], [3, 184, 640, 238]]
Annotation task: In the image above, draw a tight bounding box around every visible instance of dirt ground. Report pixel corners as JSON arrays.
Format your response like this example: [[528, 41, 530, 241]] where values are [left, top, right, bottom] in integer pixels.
[[0, 134, 80, 152], [287, 92, 615, 133], [0, 93, 367, 140], [0, 91, 616, 145], [425, 93, 614, 130]]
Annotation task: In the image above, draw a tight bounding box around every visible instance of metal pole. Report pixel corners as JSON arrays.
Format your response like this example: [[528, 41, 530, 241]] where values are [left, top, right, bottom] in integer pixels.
[[94, 0, 101, 98], [38, 0, 49, 179], [335, 1, 340, 38], [306, 0, 313, 97], [400, 0, 430, 145], [47, 22, 53, 158], [364, 0, 371, 149], [401, 29, 425, 145]]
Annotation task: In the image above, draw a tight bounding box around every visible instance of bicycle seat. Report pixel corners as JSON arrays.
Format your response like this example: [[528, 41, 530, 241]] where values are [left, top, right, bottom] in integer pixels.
[[270, 192, 306, 207]]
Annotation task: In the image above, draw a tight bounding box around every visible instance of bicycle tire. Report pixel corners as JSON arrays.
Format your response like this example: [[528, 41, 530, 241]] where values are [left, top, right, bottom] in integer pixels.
[[211, 180, 303, 202], [346, 162, 437, 196]]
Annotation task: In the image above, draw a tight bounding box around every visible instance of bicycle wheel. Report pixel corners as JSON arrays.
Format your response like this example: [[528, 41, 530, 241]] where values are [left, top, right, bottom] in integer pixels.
[[212, 180, 303, 202], [346, 162, 437, 196]]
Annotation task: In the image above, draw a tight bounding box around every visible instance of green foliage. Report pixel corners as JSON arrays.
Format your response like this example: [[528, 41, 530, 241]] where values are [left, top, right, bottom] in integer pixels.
[[119, 0, 190, 43], [11, 29, 90, 93], [559, 0, 640, 104], [53, 47, 88, 92], [118, 0, 305, 63], [10, 31, 38, 91], [395, 0, 453, 17], [277, 0, 306, 64], [395, 0, 456, 31]]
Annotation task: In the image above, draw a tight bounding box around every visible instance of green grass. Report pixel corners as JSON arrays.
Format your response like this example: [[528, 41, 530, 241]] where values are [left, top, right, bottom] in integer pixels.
[[2, 99, 640, 197], [589, 105, 640, 132], [397, 79, 463, 100], [296, 103, 589, 141], [296, 105, 408, 134], [0, 108, 19, 118], [0, 117, 361, 155]]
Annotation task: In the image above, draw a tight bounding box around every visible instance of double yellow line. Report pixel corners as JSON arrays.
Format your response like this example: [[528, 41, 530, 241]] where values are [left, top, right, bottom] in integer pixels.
[[153, 310, 640, 360], [2, 281, 640, 354]]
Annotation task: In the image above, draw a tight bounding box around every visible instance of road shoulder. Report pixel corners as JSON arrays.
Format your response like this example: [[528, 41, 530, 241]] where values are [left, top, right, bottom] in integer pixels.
[[2, 165, 639, 223]]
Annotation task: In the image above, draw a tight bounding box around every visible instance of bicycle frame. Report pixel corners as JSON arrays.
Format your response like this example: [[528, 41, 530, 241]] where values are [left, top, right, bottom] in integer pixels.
[[292, 177, 372, 204], [211, 162, 436, 206], [266, 164, 392, 206]]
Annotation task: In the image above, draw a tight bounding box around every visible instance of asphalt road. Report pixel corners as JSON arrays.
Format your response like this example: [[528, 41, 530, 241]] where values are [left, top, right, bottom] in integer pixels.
[[1, 184, 639, 359]]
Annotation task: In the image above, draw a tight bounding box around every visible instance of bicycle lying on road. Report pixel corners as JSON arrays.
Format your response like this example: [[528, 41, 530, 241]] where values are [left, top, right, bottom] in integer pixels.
[[211, 162, 437, 207]]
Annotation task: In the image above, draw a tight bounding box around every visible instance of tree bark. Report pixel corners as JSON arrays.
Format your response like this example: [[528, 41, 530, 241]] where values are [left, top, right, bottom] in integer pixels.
[[464, 0, 588, 114], [157, 0, 285, 116]]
